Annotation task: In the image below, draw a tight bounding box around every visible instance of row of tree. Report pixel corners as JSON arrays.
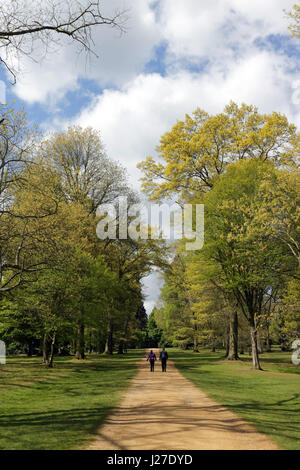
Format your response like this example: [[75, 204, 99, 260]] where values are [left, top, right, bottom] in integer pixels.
[[0, 101, 299, 372], [139, 102, 300, 370], [0, 105, 166, 366]]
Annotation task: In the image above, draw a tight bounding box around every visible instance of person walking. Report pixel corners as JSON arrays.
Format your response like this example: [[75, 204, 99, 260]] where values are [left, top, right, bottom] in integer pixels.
[[159, 347, 168, 372], [147, 350, 157, 372]]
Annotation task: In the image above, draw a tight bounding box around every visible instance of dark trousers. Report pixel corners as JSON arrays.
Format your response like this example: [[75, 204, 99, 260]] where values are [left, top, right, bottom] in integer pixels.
[[150, 360, 155, 372], [161, 359, 167, 372]]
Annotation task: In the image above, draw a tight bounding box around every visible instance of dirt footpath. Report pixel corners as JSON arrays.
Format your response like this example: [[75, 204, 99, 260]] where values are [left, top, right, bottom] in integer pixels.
[[86, 350, 280, 450]]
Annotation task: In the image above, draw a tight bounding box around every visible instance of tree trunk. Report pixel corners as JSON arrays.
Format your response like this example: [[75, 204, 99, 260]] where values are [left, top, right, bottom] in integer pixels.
[[265, 326, 271, 352], [250, 322, 262, 370], [27, 340, 33, 357], [104, 321, 113, 354], [42, 333, 49, 365], [88, 330, 93, 354], [227, 311, 239, 360], [118, 317, 129, 355], [104, 337, 109, 354], [193, 326, 198, 352], [118, 341, 124, 355], [97, 330, 105, 353], [48, 333, 56, 368], [75, 323, 85, 359], [257, 331, 264, 354], [225, 328, 229, 357]]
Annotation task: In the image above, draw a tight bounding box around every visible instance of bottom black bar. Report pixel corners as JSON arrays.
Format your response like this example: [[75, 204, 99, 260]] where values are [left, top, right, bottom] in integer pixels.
[[0, 450, 295, 468]]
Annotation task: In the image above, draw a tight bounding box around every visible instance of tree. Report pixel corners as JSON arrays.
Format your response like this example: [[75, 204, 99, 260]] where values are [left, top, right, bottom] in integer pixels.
[[99, 235, 167, 354], [253, 169, 300, 267], [184, 250, 238, 357], [133, 303, 148, 348], [147, 310, 162, 347], [203, 159, 297, 369], [138, 102, 299, 360], [158, 254, 196, 350], [0, 292, 42, 356], [69, 252, 117, 360], [0, 105, 37, 207], [0, 193, 118, 366], [138, 102, 298, 202], [0, 1, 127, 81], [286, 3, 300, 38], [0, 105, 71, 293], [0, 156, 62, 293], [42, 126, 129, 214], [272, 275, 300, 350]]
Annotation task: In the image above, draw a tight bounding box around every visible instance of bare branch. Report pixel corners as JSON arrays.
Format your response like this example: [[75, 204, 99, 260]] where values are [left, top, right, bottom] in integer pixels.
[[0, 1, 129, 81]]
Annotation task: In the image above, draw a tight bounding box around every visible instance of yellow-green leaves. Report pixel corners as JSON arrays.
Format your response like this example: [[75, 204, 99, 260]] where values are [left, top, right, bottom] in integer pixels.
[[138, 102, 299, 202], [286, 3, 300, 38]]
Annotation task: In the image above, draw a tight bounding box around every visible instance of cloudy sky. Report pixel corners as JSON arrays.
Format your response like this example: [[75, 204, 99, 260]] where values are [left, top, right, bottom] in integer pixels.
[[1, 0, 299, 313]]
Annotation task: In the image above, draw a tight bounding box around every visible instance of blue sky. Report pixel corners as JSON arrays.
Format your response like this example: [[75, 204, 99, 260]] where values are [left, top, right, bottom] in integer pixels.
[[1, 0, 299, 312]]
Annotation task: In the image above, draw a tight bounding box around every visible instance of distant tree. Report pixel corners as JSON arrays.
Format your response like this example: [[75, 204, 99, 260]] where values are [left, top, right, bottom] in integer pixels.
[[132, 303, 149, 348], [147, 310, 163, 347], [42, 126, 129, 214], [135, 303, 148, 331]]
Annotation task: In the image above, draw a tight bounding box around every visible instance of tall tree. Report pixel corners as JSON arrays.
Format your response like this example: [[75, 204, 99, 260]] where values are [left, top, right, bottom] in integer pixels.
[[0, 157, 62, 293], [138, 102, 299, 360], [42, 126, 129, 214], [138, 102, 298, 201], [203, 159, 297, 369]]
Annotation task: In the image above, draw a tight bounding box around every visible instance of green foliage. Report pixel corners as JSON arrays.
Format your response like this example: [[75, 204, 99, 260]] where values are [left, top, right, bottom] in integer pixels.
[[0, 119, 164, 364], [140, 103, 300, 368], [147, 310, 163, 347], [138, 102, 299, 201]]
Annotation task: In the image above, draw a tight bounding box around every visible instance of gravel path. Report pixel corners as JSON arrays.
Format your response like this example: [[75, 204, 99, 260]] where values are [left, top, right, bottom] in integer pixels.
[[86, 350, 280, 450]]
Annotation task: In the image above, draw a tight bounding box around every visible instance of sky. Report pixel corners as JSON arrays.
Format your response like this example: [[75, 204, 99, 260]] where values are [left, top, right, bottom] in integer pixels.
[[1, 0, 300, 313]]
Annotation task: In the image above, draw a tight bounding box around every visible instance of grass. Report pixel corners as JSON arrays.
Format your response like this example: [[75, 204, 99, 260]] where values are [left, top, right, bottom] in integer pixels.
[[171, 347, 300, 450], [0, 350, 144, 450], [2, 347, 299, 451]]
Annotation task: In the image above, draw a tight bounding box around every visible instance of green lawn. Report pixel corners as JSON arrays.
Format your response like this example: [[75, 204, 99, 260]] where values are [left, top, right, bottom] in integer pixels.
[[171, 347, 300, 450], [2, 348, 299, 451], [0, 350, 144, 450]]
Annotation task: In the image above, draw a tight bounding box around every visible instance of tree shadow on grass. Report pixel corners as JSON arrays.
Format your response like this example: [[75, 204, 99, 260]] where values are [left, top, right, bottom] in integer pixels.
[[0, 405, 116, 450], [224, 394, 300, 445]]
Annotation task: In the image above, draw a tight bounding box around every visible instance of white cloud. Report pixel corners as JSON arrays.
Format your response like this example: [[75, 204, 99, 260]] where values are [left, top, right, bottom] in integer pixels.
[[87, 0, 161, 87], [11, 0, 161, 104], [13, 46, 80, 105], [9, 0, 298, 110], [72, 50, 297, 187], [142, 271, 163, 315], [160, 0, 294, 63]]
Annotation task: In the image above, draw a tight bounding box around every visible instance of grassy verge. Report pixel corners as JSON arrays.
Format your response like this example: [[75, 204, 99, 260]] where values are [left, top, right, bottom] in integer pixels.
[[0, 350, 144, 450], [171, 347, 300, 450]]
